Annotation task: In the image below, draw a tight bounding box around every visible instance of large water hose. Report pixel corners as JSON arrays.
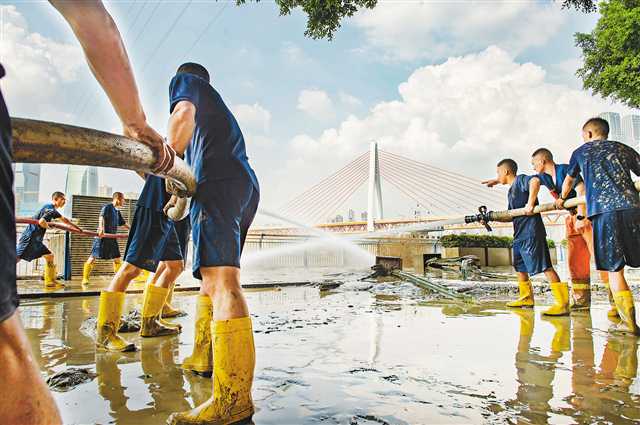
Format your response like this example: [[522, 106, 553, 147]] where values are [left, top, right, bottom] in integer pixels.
[[10, 118, 195, 220]]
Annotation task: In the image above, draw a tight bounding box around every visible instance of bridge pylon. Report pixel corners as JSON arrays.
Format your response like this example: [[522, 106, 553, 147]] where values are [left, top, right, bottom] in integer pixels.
[[367, 141, 383, 231]]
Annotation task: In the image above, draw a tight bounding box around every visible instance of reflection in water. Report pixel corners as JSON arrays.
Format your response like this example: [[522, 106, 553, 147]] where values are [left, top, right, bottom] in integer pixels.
[[18, 286, 640, 424]]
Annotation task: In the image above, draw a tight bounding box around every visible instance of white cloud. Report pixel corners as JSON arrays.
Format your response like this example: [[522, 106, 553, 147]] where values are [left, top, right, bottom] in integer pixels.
[[0, 5, 83, 120], [232, 102, 272, 134], [297, 89, 334, 120], [353, 1, 566, 62], [339, 91, 362, 108], [284, 46, 629, 190], [281, 41, 310, 65]]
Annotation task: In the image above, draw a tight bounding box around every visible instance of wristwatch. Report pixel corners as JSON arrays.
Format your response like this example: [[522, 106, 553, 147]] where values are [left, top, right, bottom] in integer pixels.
[[576, 215, 585, 221]]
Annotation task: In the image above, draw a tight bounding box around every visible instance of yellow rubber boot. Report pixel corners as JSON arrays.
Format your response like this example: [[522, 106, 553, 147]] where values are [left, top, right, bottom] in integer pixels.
[[96, 291, 136, 352], [542, 316, 571, 353], [168, 317, 255, 425], [141, 282, 182, 331], [612, 291, 640, 336], [134, 269, 150, 283], [542, 282, 570, 316], [162, 283, 186, 318], [605, 282, 620, 319], [113, 259, 122, 274], [140, 285, 182, 337], [44, 262, 63, 288], [182, 295, 213, 377], [82, 261, 94, 285], [570, 281, 591, 311], [507, 280, 534, 308]]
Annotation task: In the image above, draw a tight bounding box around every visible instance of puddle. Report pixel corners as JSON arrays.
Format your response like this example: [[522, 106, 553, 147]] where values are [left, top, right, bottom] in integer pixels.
[[18, 273, 640, 424]]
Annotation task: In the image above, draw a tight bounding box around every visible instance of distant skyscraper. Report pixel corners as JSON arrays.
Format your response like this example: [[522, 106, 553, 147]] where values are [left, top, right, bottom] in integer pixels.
[[598, 112, 623, 141], [13, 163, 41, 215], [621, 114, 640, 151], [65, 165, 99, 197], [98, 184, 113, 197], [348, 209, 355, 221]]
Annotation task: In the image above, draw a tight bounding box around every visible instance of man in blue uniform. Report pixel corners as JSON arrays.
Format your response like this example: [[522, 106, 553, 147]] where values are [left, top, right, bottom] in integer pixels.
[[484, 159, 567, 315], [96, 175, 185, 352], [16, 191, 81, 287], [81, 191, 129, 285], [164, 63, 260, 425], [531, 148, 611, 312], [557, 117, 640, 335]]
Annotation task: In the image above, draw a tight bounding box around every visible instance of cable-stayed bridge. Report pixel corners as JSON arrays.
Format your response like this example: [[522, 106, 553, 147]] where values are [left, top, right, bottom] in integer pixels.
[[277, 143, 505, 230]]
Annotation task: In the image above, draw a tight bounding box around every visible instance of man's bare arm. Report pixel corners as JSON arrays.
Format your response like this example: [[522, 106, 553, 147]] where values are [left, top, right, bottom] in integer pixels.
[[167, 100, 196, 156], [49, 0, 173, 172], [555, 175, 576, 209], [525, 177, 540, 215], [574, 181, 587, 217]]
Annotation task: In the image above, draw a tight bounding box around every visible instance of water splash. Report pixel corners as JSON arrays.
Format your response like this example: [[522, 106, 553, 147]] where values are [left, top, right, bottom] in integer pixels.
[[243, 208, 374, 269]]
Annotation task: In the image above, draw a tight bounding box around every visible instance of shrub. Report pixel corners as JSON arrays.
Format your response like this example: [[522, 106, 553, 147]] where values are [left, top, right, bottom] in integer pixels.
[[440, 234, 557, 249]]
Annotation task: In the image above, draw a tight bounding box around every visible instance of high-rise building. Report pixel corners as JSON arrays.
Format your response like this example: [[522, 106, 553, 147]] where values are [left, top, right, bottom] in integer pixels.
[[65, 165, 99, 197], [13, 163, 41, 215], [621, 114, 640, 151], [598, 112, 623, 141], [348, 209, 355, 221], [98, 184, 113, 197]]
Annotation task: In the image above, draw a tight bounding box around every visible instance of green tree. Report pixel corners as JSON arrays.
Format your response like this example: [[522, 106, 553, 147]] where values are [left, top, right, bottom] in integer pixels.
[[561, 0, 598, 13], [574, 0, 640, 108], [237, 0, 377, 40]]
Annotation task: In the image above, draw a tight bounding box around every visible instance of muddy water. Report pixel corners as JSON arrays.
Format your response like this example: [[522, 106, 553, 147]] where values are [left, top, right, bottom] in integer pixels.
[[19, 279, 640, 424]]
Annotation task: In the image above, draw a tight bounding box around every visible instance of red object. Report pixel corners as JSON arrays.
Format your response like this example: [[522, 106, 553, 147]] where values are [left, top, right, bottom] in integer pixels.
[[15, 217, 128, 239]]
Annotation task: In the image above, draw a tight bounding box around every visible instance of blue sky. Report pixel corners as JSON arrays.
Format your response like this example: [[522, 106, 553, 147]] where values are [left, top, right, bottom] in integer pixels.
[[1, 1, 632, 221]]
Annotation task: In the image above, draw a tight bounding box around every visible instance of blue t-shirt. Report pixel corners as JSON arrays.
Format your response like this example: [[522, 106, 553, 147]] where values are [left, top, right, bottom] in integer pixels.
[[538, 163, 582, 199], [100, 203, 125, 234], [136, 175, 171, 212], [169, 73, 259, 193], [508, 174, 546, 241], [23, 203, 62, 241], [568, 140, 640, 217]]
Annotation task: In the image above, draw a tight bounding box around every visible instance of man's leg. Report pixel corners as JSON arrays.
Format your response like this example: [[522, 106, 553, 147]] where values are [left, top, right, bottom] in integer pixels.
[[140, 260, 183, 337], [82, 256, 95, 285], [42, 253, 62, 287], [168, 265, 255, 425], [542, 266, 570, 316], [181, 285, 213, 377], [609, 270, 640, 335], [0, 313, 62, 424], [507, 246, 534, 308], [95, 262, 140, 352]]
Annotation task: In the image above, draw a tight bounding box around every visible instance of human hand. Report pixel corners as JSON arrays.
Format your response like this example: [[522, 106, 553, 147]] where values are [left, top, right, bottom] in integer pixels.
[[554, 198, 566, 210], [98, 228, 105, 238], [38, 218, 48, 229], [574, 218, 587, 231], [124, 123, 175, 173], [524, 203, 535, 216], [481, 178, 499, 188]]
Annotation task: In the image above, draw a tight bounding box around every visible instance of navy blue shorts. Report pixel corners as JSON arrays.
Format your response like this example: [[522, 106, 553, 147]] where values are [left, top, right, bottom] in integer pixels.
[[174, 216, 190, 261], [591, 209, 640, 272], [91, 237, 121, 260], [513, 235, 552, 276], [190, 177, 259, 279], [0, 77, 18, 323], [16, 235, 51, 262], [124, 206, 182, 272]]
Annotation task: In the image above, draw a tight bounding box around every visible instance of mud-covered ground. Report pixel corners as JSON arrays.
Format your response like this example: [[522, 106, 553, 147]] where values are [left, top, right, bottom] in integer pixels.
[[19, 268, 640, 424]]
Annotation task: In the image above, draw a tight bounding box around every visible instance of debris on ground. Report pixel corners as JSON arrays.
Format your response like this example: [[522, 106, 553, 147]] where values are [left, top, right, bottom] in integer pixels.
[[80, 308, 141, 339], [46, 368, 97, 392]]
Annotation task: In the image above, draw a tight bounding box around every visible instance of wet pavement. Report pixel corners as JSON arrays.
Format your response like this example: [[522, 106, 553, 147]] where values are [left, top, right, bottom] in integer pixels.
[[19, 271, 640, 425]]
